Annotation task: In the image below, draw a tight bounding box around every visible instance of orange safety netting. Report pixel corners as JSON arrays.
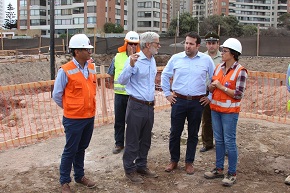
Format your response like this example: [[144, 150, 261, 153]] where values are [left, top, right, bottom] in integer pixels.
[[0, 70, 289, 150]]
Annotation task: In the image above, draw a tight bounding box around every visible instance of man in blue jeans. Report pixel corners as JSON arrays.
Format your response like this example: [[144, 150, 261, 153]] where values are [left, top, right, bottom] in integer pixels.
[[53, 34, 97, 193], [107, 31, 140, 154], [161, 32, 215, 175]]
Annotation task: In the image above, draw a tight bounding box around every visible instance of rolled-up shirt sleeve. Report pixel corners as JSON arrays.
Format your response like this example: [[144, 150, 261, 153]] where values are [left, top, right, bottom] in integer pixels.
[[52, 68, 68, 108], [234, 69, 248, 99], [117, 57, 136, 85]]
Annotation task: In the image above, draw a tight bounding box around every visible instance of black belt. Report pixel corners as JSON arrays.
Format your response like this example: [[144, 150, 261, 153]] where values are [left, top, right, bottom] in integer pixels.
[[129, 96, 155, 106], [175, 92, 204, 100]]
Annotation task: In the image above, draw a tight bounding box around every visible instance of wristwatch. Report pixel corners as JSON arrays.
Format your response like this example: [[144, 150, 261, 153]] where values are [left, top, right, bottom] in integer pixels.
[[224, 87, 228, 92]]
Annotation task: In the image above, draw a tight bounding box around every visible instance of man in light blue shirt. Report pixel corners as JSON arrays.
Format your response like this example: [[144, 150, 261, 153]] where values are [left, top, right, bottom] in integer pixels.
[[161, 32, 215, 175], [118, 32, 160, 184]]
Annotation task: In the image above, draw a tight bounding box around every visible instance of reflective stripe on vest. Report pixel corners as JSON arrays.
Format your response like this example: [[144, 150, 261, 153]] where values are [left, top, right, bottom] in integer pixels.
[[61, 61, 96, 118], [210, 63, 244, 113], [114, 52, 128, 95], [211, 99, 241, 108]]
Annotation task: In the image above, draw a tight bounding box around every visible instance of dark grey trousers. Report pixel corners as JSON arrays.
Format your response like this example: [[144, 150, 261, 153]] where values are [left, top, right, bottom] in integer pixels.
[[122, 99, 154, 173]]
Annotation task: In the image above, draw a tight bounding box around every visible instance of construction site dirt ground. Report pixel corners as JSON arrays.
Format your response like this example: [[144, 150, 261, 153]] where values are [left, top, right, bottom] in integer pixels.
[[1, 55, 290, 193]]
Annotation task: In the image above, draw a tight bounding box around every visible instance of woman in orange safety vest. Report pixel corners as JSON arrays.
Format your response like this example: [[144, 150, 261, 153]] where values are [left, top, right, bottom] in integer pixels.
[[204, 38, 248, 187]]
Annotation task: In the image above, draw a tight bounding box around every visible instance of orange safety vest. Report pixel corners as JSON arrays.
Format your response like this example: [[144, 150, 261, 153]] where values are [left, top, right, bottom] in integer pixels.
[[61, 61, 97, 118], [210, 63, 246, 113]]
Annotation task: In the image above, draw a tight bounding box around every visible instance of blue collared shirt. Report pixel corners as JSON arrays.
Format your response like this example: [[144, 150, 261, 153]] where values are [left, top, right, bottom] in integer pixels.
[[52, 58, 89, 108], [117, 51, 157, 101], [161, 51, 215, 100], [107, 57, 115, 75]]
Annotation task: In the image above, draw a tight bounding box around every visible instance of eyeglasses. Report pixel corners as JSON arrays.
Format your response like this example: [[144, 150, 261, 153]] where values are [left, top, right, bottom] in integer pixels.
[[80, 48, 92, 53], [128, 42, 138, 46], [222, 50, 230, 53], [151, 42, 160, 46]]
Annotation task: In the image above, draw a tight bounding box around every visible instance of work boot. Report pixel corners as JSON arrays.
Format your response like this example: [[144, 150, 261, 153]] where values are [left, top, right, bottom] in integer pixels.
[[76, 176, 96, 188], [222, 173, 237, 187], [125, 171, 144, 184], [112, 146, 124, 154], [137, 168, 158, 178], [204, 168, 224, 179], [61, 183, 72, 193]]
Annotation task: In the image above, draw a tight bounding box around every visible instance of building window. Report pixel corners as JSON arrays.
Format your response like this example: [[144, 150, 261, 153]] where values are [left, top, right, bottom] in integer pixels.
[[153, 11, 160, 18], [61, 0, 72, 4], [20, 20, 27, 26], [61, 9, 72, 15], [138, 2, 152, 8], [116, 19, 121, 25], [55, 9, 61, 15], [88, 6, 96, 13], [124, 10, 127, 15], [30, 0, 46, 6], [153, 2, 160, 9], [153, 21, 159, 27], [73, 17, 84, 24], [88, 17, 96, 24], [138, 11, 151, 17], [115, 0, 120, 5], [73, 0, 84, 3], [116, 9, 121, 15], [20, 0, 27, 6], [138, 21, 151, 27], [20, 10, 27, 16], [73, 7, 84, 14], [30, 19, 46, 26], [221, 1, 226, 6]]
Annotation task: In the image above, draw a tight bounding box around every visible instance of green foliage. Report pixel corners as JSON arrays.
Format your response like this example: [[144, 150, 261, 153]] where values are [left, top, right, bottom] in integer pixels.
[[59, 34, 73, 39], [104, 22, 124, 33], [167, 12, 197, 36], [2, 3, 17, 30], [114, 24, 124, 33], [278, 13, 290, 30], [242, 25, 257, 36]]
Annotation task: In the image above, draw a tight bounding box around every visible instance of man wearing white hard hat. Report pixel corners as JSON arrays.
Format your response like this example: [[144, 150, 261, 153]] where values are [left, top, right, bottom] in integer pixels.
[[53, 34, 97, 193], [204, 38, 248, 187], [107, 31, 140, 154]]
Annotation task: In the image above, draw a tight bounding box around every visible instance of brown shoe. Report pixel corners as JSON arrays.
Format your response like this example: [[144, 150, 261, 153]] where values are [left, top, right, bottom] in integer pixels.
[[137, 168, 158, 178], [125, 171, 144, 184], [185, 163, 194, 175], [76, 176, 96, 188], [112, 146, 124, 154], [61, 183, 72, 193], [165, 162, 178, 172]]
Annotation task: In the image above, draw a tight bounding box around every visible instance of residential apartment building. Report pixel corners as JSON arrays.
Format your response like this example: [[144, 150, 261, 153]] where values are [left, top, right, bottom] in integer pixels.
[[0, 0, 4, 28], [193, 0, 289, 28], [127, 0, 170, 33], [17, 0, 170, 35]]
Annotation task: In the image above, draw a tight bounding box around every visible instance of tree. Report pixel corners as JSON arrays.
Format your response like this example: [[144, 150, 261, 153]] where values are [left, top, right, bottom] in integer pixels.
[[278, 13, 290, 30], [104, 22, 124, 33], [167, 12, 197, 36], [242, 25, 257, 36], [199, 15, 243, 37], [2, 3, 17, 30]]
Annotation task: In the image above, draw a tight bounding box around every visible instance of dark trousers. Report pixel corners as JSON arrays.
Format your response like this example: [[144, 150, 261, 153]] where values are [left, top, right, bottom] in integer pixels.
[[59, 116, 95, 185], [201, 103, 214, 148], [123, 99, 154, 173], [169, 98, 204, 163], [114, 93, 129, 147]]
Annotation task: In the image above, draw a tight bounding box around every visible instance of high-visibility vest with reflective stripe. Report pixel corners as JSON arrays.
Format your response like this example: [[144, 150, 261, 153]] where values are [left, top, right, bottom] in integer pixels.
[[114, 52, 128, 95], [61, 61, 97, 118], [210, 63, 246, 113]]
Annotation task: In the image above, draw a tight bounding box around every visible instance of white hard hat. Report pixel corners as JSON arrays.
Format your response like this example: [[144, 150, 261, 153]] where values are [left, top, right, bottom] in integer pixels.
[[69, 34, 94, 49], [125, 31, 139, 43], [220, 38, 242, 54]]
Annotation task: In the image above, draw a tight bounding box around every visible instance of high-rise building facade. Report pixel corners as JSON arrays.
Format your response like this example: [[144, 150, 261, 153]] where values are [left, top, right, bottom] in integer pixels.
[[0, 0, 4, 28], [196, 0, 288, 28], [17, 0, 170, 35]]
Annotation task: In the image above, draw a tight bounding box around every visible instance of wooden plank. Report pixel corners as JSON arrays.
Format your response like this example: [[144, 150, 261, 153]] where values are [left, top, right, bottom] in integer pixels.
[[0, 80, 55, 91]]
